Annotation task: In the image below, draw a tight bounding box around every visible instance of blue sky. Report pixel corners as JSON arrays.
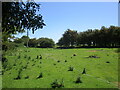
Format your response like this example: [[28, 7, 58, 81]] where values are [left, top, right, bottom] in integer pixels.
[[16, 2, 118, 43]]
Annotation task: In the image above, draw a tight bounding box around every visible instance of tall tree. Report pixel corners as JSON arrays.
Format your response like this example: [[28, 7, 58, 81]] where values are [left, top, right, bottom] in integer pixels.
[[37, 38, 55, 48], [57, 37, 64, 47], [2, 0, 46, 49], [58, 29, 78, 47]]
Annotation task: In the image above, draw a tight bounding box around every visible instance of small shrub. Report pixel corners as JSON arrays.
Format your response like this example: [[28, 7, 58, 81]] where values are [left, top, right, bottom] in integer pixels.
[[68, 66, 73, 71], [24, 76, 29, 79], [75, 76, 82, 83], [73, 54, 76, 56], [106, 61, 110, 63], [53, 63, 56, 65], [65, 60, 67, 62], [82, 68, 86, 74], [40, 55, 42, 59], [14, 75, 21, 80], [57, 60, 60, 63], [88, 55, 100, 58], [36, 55, 42, 59], [28, 56, 31, 60], [36, 72, 43, 79], [51, 79, 64, 88]]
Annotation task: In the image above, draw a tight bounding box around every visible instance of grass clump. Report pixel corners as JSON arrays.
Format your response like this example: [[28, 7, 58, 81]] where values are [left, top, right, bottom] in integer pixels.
[[68, 66, 74, 71], [51, 79, 64, 88]]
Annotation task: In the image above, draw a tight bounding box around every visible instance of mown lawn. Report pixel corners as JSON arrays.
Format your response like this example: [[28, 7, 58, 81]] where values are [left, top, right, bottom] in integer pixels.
[[2, 48, 118, 88]]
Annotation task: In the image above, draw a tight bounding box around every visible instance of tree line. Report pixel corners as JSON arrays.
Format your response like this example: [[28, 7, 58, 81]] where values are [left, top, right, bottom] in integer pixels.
[[13, 36, 55, 48], [57, 26, 120, 48], [2, 1, 120, 51]]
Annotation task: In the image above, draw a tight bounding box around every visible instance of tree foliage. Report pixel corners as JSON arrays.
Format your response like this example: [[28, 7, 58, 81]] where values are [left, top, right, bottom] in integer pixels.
[[28, 38, 38, 47], [57, 29, 78, 47], [2, 1, 45, 50], [21, 35, 29, 46], [2, 1, 45, 41], [13, 37, 55, 48], [37, 38, 55, 48], [57, 26, 120, 47]]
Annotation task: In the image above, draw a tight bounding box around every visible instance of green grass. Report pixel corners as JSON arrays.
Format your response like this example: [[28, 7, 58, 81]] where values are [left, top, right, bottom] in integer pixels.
[[2, 48, 118, 88]]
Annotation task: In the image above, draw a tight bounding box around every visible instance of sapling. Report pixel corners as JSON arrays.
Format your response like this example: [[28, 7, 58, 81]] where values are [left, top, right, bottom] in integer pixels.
[[36, 72, 43, 79], [82, 68, 86, 74]]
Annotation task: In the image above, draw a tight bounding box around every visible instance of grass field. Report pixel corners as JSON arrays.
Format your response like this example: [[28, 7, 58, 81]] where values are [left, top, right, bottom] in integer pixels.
[[2, 48, 119, 88]]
